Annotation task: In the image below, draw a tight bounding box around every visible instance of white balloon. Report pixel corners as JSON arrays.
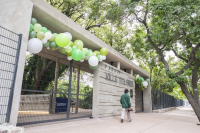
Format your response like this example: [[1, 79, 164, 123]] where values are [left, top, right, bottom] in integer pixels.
[[64, 32, 72, 41], [67, 56, 73, 60], [136, 74, 140, 78], [47, 47, 50, 50], [88, 56, 98, 66], [45, 32, 52, 40], [80, 59, 84, 62], [27, 38, 43, 54], [102, 56, 106, 60], [142, 81, 148, 87], [41, 38, 47, 44]]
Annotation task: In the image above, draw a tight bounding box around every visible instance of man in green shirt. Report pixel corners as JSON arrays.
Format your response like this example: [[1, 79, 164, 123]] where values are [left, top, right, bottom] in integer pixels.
[[120, 89, 132, 123]]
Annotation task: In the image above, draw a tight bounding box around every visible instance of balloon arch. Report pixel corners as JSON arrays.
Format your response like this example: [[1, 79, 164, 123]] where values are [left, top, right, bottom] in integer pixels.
[[28, 18, 108, 70]]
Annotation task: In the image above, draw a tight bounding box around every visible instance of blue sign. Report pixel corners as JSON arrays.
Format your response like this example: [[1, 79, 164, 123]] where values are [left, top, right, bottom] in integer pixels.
[[55, 97, 68, 112]]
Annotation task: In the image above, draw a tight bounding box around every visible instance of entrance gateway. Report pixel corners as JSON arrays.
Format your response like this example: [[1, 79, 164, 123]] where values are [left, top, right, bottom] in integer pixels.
[[0, 0, 152, 126]]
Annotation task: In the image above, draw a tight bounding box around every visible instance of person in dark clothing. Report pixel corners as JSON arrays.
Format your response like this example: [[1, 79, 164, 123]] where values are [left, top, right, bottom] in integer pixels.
[[120, 89, 132, 123]]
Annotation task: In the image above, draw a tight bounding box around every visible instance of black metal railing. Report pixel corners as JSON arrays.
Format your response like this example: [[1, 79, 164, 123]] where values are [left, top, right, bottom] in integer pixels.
[[152, 89, 184, 110], [0, 26, 22, 123]]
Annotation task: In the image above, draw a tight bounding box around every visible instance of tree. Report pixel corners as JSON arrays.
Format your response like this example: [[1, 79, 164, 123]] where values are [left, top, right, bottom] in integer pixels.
[[107, 0, 200, 122]]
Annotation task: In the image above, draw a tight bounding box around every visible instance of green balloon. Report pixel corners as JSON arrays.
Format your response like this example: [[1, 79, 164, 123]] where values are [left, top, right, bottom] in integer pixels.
[[43, 41, 50, 48], [66, 52, 72, 56], [41, 27, 48, 33], [137, 78, 143, 84], [89, 64, 98, 70], [85, 56, 90, 60], [72, 46, 77, 51], [55, 33, 70, 47], [146, 79, 150, 83], [100, 48, 108, 56], [31, 18, 37, 26], [50, 41, 57, 48], [30, 24, 33, 31], [74, 40, 84, 50], [53, 33, 58, 37], [72, 49, 83, 61], [85, 49, 92, 56], [61, 51, 66, 54], [50, 47, 56, 51], [69, 41, 74, 47], [97, 55, 100, 60], [66, 47, 72, 53], [60, 48, 66, 52], [94, 51, 99, 56], [29, 31, 36, 38], [47, 30, 52, 34], [82, 48, 88, 54], [34, 23, 42, 32], [56, 45, 62, 49], [37, 31, 44, 39]]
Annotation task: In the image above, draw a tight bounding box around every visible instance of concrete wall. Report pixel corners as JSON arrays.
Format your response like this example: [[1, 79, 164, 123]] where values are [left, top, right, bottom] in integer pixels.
[[0, 0, 33, 126], [93, 62, 135, 118]]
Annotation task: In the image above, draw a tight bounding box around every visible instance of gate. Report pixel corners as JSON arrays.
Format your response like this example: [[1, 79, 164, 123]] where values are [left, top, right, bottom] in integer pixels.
[[17, 55, 93, 126], [135, 84, 143, 112], [0, 26, 22, 123]]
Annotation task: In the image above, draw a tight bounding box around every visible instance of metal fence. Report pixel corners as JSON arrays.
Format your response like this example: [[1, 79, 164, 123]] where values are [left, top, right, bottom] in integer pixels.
[[152, 89, 184, 110], [17, 55, 93, 126], [0, 26, 22, 123]]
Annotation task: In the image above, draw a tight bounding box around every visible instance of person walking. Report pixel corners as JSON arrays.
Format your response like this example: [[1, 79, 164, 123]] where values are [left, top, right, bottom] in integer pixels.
[[120, 89, 132, 123]]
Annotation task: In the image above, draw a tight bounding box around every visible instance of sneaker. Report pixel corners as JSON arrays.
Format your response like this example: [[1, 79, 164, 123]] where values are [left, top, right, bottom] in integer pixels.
[[128, 119, 132, 122], [121, 119, 123, 123]]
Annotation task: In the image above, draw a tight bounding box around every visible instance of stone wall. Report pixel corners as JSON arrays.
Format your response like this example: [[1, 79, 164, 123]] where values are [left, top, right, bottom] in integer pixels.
[[93, 62, 135, 118]]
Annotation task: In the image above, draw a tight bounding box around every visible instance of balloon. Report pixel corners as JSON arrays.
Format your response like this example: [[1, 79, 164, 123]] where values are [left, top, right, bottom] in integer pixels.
[[45, 32, 52, 40], [141, 78, 144, 81], [33, 23, 42, 32], [85, 56, 89, 60], [59, 48, 66, 53], [50, 41, 57, 48], [94, 51, 99, 56], [85, 49, 93, 56], [88, 56, 98, 66], [137, 78, 143, 84], [49, 34, 55, 41], [82, 48, 88, 54], [29, 31, 36, 38], [37, 31, 45, 39], [74, 40, 84, 50], [47, 30, 52, 34], [55, 33, 70, 47], [53, 33, 58, 37], [100, 48, 108, 56], [61, 51, 66, 54], [67, 56, 73, 60], [41, 38, 47, 44], [97, 55, 100, 60], [31, 18, 37, 26], [64, 32, 72, 41], [136, 74, 140, 78], [28, 38, 43, 54], [43, 41, 50, 47], [89, 64, 98, 70], [50, 47, 56, 51], [66, 47, 72, 53], [102, 56, 106, 60], [72, 49, 83, 61], [72, 46, 77, 51], [146, 79, 150, 83], [82, 54, 85, 60], [142, 81, 148, 87], [56, 45, 62, 49], [41, 27, 48, 33], [66, 52, 72, 56], [80, 60, 84, 62], [69, 41, 74, 47], [30, 24, 33, 31]]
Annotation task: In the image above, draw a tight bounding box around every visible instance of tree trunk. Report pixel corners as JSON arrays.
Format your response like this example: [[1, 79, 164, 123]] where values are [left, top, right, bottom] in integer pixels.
[[178, 81, 200, 122]]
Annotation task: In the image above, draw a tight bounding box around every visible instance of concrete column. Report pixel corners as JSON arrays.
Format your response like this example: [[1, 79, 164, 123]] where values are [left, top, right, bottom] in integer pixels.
[[143, 79, 152, 112], [52, 59, 59, 113], [0, 0, 34, 126], [117, 62, 120, 69], [75, 65, 80, 113], [130, 69, 133, 76], [92, 63, 101, 118]]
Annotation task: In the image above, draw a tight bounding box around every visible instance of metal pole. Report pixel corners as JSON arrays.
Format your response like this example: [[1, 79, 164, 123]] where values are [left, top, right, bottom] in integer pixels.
[[6, 34, 22, 122], [75, 65, 80, 113], [52, 58, 59, 113], [67, 60, 73, 119]]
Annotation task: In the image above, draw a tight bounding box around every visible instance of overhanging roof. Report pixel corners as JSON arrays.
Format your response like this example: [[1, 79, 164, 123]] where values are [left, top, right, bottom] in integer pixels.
[[30, 0, 150, 78]]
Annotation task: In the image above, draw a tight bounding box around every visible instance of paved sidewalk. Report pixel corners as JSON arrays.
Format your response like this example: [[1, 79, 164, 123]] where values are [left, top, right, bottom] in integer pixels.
[[24, 107, 199, 133]]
